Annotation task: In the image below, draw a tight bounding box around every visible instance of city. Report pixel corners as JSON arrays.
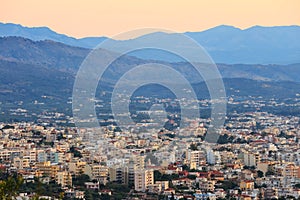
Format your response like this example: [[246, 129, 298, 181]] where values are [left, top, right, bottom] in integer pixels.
[[0, 95, 299, 199], [0, 1, 299, 199]]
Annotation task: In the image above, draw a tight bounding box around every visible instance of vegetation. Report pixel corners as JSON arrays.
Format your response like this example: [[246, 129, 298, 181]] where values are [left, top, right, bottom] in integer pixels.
[[217, 134, 234, 144], [189, 143, 198, 151], [266, 170, 275, 176], [100, 183, 130, 200], [154, 170, 179, 181], [257, 170, 264, 178], [0, 173, 23, 199], [294, 183, 300, 189], [20, 179, 64, 199], [72, 174, 90, 188], [70, 146, 83, 158], [216, 180, 238, 191]]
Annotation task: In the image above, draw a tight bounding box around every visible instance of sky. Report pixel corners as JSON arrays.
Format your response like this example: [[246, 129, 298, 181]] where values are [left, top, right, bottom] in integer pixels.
[[1, 0, 300, 38]]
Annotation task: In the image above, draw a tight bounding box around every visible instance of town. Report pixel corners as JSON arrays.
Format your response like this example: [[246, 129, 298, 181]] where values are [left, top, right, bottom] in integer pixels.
[[0, 95, 299, 200]]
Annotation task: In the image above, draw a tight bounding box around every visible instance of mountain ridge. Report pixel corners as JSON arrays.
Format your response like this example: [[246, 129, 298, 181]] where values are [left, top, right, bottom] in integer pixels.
[[0, 22, 107, 48], [0, 36, 299, 83], [1, 22, 300, 64], [0, 36, 299, 121]]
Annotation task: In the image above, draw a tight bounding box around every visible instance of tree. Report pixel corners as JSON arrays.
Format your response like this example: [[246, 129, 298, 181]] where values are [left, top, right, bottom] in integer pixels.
[[154, 170, 179, 181], [70, 146, 83, 158], [84, 190, 93, 200], [265, 170, 275, 176], [257, 170, 264, 178], [218, 180, 238, 190], [73, 174, 90, 187], [19, 178, 63, 199], [170, 193, 175, 200], [0, 174, 23, 199], [190, 143, 198, 151], [187, 175, 197, 180], [100, 194, 111, 200], [182, 164, 190, 171]]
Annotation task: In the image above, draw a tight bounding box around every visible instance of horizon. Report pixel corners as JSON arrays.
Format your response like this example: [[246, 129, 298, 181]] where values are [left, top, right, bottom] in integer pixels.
[[1, 21, 300, 39], [1, 0, 300, 38]]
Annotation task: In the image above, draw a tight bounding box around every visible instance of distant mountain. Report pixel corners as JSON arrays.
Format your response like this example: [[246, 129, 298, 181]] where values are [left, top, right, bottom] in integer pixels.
[[0, 36, 299, 121], [125, 25, 300, 64], [185, 25, 300, 64], [0, 37, 300, 83], [1, 23, 300, 64], [0, 22, 107, 48], [0, 59, 74, 102], [0, 36, 89, 70]]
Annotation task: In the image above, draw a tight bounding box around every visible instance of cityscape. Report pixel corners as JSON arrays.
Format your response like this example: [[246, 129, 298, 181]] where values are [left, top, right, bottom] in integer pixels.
[[0, 94, 299, 199], [0, 0, 300, 199]]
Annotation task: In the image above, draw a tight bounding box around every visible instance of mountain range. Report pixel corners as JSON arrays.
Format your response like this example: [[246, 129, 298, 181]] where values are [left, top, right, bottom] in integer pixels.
[[0, 23, 299, 121], [1, 22, 300, 64], [1, 36, 300, 83]]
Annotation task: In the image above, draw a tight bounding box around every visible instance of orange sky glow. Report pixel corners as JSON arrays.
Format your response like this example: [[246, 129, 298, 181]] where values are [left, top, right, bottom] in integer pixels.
[[1, 0, 300, 38]]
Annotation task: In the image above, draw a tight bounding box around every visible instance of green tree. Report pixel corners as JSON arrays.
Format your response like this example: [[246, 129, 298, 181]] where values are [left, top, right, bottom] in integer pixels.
[[187, 175, 197, 180], [257, 170, 264, 178], [190, 143, 198, 151], [266, 170, 275, 176], [70, 146, 83, 158], [0, 174, 23, 199], [218, 180, 238, 190], [73, 174, 90, 188]]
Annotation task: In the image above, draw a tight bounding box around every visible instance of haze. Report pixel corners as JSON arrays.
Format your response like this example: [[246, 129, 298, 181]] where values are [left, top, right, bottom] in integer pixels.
[[1, 0, 300, 38]]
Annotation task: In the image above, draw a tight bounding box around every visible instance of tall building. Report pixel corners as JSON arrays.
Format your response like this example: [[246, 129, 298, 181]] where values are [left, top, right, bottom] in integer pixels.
[[68, 160, 86, 176], [134, 169, 154, 192], [206, 149, 216, 165], [129, 155, 145, 185], [37, 150, 47, 163], [35, 161, 59, 179], [56, 171, 72, 187], [84, 164, 109, 185], [282, 163, 299, 179], [243, 151, 260, 167], [109, 165, 128, 185], [186, 150, 206, 169]]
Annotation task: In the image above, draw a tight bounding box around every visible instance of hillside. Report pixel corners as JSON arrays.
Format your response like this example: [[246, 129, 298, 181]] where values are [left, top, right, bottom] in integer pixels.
[[0, 37, 300, 83], [1, 23, 300, 64], [0, 37, 299, 121]]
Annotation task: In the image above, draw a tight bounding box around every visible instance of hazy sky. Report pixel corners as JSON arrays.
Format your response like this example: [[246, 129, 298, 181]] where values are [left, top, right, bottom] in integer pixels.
[[1, 0, 299, 38]]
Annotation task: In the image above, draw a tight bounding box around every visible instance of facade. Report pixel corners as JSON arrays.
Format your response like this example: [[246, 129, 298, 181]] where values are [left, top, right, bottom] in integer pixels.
[[84, 164, 109, 185], [68, 160, 86, 176], [263, 188, 278, 199], [56, 171, 72, 187], [129, 155, 145, 184], [134, 169, 154, 192], [109, 165, 129, 184], [243, 151, 260, 167], [240, 180, 255, 191], [186, 150, 206, 169]]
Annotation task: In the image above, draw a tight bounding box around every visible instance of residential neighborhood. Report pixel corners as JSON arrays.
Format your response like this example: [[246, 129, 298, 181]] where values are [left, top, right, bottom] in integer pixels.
[[0, 102, 299, 199]]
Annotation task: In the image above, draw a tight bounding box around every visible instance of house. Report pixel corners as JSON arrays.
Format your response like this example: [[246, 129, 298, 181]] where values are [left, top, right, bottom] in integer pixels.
[[240, 180, 254, 191], [172, 177, 193, 187], [210, 170, 224, 181], [99, 189, 112, 196], [84, 182, 99, 190], [199, 179, 215, 192], [163, 188, 175, 195]]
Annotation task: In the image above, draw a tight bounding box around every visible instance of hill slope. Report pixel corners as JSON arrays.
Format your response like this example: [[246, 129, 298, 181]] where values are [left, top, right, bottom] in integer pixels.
[[0, 37, 299, 121], [1, 23, 300, 64]]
